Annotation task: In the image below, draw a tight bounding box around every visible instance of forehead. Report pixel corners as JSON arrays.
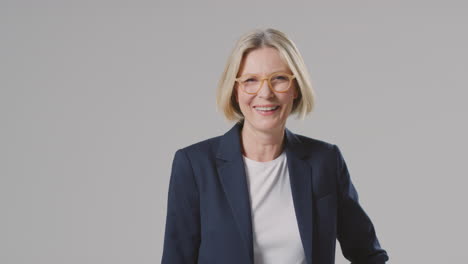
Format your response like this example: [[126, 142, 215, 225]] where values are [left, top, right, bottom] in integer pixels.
[[238, 47, 291, 75]]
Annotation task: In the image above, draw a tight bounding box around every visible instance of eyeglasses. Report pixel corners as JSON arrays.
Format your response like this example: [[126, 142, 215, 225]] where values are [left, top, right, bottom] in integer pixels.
[[235, 72, 296, 95]]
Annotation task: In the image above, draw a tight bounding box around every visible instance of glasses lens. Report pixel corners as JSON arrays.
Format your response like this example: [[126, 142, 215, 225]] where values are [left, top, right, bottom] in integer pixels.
[[270, 73, 291, 92], [239, 75, 261, 93]]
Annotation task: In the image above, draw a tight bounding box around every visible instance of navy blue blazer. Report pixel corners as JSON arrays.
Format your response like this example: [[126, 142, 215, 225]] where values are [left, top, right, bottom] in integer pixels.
[[162, 122, 389, 264]]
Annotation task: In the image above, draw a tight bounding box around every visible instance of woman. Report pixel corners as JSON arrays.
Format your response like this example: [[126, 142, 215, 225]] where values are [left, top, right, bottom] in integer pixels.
[[161, 28, 389, 264]]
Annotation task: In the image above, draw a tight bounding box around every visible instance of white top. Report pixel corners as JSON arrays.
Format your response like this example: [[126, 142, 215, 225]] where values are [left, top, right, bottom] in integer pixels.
[[242, 150, 306, 264]]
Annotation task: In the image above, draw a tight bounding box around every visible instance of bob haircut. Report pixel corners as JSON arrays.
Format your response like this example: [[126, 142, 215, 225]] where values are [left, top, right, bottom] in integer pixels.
[[216, 28, 315, 123]]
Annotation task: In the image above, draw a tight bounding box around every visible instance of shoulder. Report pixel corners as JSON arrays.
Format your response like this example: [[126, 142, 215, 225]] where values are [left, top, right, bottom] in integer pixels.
[[286, 131, 346, 170], [297, 133, 335, 150], [174, 134, 222, 162], [293, 131, 338, 155], [181, 135, 221, 153]]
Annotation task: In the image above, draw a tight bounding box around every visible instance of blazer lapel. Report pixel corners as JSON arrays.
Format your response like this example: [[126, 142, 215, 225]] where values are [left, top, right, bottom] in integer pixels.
[[216, 122, 254, 263], [216, 122, 314, 264], [284, 127, 314, 264]]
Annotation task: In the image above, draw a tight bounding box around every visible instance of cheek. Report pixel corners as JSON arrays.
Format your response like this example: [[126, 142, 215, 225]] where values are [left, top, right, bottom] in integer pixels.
[[237, 92, 252, 106], [280, 93, 295, 104], [235, 87, 250, 104], [240, 98, 253, 109]]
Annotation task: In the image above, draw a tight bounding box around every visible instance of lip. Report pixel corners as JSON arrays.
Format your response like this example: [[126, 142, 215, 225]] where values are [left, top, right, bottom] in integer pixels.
[[253, 105, 280, 116], [253, 104, 280, 108]]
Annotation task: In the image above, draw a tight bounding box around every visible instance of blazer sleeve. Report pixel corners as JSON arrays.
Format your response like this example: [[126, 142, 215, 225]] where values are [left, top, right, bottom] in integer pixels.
[[161, 149, 200, 264], [333, 145, 389, 264]]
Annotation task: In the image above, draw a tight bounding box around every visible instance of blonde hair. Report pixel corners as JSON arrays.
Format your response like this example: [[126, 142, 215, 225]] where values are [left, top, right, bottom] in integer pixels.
[[216, 28, 316, 123]]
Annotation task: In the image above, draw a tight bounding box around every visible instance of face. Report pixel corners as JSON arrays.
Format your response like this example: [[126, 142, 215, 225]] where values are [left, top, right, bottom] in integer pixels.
[[234, 47, 298, 134]]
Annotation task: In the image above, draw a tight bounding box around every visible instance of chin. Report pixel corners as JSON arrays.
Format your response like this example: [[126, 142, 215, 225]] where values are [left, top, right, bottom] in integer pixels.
[[253, 119, 284, 131]]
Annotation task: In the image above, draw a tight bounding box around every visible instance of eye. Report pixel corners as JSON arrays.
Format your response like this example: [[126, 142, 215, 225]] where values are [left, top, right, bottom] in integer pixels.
[[243, 77, 258, 83], [273, 75, 288, 81]]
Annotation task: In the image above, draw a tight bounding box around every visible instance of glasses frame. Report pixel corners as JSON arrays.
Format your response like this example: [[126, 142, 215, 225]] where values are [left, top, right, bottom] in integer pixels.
[[235, 72, 296, 95]]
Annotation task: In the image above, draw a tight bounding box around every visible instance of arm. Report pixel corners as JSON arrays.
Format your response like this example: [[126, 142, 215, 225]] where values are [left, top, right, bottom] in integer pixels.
[[161, 149, 200, 264], [333, 145, 389, 264]]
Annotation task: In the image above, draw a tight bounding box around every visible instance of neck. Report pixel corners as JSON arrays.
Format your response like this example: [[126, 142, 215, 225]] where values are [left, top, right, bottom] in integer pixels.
[[240, 120, 285, 162]]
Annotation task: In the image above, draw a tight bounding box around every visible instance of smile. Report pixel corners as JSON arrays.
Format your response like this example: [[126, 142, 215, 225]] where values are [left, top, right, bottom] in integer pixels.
[[254, 106, 280, 116]]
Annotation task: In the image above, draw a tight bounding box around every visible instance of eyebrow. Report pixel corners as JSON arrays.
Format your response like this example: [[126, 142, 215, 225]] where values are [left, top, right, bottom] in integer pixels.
[[241, 70, 290, 76]]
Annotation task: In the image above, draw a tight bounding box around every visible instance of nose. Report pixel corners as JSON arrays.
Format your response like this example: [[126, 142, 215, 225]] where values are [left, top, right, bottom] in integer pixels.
[[257, 79, 274, 98]]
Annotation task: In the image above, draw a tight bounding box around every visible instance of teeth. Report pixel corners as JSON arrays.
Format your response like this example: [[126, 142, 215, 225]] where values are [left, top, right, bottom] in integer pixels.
[[255, 106, 279, 111]]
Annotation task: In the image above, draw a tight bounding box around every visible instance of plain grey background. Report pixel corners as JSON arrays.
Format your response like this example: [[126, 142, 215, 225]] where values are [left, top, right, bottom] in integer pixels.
[[1, 0, 467, 263]]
